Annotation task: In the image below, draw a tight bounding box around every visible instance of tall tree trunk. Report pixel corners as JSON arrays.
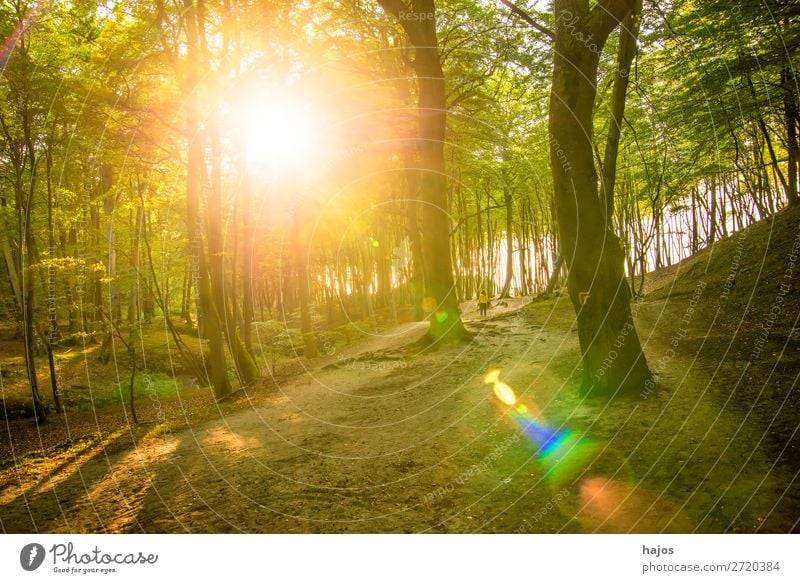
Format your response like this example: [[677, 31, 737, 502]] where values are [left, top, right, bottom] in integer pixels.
[[404, 162, 426, 320], [518, 198, 529, 296], [600, 0, 641, 224], [208, 120, 259, 385], [240, 170, 255, 354], [375, 213, 392, 308], [98, 164, 116, 364], [486, 192, 494, 294], [20, 178, 46, 419], [783, 68, 800, 207], [377, 0, 466, 342], [500, 185, 514, 298], [294, 208, 318, 359], [549, 0, 651, 396], [690, 187, 699, 254], [45, 147, 61, 413], [129, 203, 143, 325], [1, 233, 21, 322], [709, 179, 717, 245], [413, 1, 465, 340], [17, 54, 47, 418], [476, 188, 485, 293], [183, 0, 230, 398]]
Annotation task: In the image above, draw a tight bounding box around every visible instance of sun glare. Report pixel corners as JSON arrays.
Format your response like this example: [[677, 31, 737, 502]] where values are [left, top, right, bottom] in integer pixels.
[[236, 94, 323, 174]]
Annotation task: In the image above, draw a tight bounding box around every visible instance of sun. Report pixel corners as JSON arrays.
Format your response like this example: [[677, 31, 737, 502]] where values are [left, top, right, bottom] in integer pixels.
[[235, 93, 323, 174]]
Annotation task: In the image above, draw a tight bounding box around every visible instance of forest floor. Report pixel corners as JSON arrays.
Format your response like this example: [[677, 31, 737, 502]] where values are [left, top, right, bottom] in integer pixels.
[[1, 207, 799, 533]]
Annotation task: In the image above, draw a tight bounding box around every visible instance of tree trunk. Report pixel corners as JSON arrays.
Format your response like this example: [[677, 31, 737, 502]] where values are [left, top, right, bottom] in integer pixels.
[[549, 0, 651, 396], [45, 148, 61, 413], [500, 185, 514, 298], [783, 68, 800, 207], [98, 165, 116, 365], [404, 166, 426, 320], [129, 203, 144, 325], [183, 0, 230, 398], [476, 188, 485, 293], [414, 3, 465, 340], [294, 208, 318, 359], [378, 0, 466, 342], [20, 174, 46, 419], [17, 61, 47, 418], [208, 120, 259, 385], [240, 171, 255, 354], [600, 0, 641, 224], [1, 232, 22, 324], [709, 179, 717, 245], [518, 199, 529, 296], [690, 187, 699, 254]]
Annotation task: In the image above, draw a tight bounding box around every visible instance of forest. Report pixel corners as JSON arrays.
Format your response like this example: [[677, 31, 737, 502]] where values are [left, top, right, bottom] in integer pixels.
[[0, 0, 799, 534]]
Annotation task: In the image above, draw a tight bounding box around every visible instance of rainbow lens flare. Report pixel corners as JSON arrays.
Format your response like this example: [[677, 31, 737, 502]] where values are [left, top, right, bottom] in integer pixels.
[[485, 369, 692, 532], [485, 369, 572, 462]]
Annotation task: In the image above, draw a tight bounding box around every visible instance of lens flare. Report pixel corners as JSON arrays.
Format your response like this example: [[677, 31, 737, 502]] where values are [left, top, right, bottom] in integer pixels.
[[494, 382, 517, 406], [486, 369, 693, 532], [484, 369, 501, 384], [484, 369, 517, 405]]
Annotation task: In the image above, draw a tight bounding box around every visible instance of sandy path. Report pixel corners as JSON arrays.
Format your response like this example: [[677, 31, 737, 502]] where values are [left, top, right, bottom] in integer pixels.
[[1, 295, 796, 533], [1, 300, 564, 533]]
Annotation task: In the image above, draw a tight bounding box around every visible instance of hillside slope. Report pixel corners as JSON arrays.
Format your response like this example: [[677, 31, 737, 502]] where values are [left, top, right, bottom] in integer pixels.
[[636, 205, 800, 531], [646, 205, 800, 319]]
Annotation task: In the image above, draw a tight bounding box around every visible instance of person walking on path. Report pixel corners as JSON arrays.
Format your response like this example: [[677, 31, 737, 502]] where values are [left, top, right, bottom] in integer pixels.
[[478, 290, 489, 317]]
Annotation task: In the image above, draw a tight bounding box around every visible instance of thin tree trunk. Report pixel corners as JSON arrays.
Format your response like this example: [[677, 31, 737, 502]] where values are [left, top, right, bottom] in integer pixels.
[[500, 185, 514, 298], [294, 208, 318, 358], [600, 0, 641, 224], [45, 147, 61, 413], [783, 68, 800, 207]]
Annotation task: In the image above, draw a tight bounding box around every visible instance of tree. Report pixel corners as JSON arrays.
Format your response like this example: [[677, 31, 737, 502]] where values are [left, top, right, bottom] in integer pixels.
[[0, 0, 51, 419], [376, 0, 467, 342], [182, 0, 231, 398], [548, 0, 651, 395]]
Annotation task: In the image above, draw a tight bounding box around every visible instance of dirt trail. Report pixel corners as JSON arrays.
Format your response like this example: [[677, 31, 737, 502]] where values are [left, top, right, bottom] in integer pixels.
[[1, 294, 797, 533]]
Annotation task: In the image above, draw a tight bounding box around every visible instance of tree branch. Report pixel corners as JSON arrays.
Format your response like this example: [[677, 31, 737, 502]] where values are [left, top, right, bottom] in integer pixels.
[[450, 204, 506, 234], [498, 0, 555, 40], [587, 0, 635, 41]]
